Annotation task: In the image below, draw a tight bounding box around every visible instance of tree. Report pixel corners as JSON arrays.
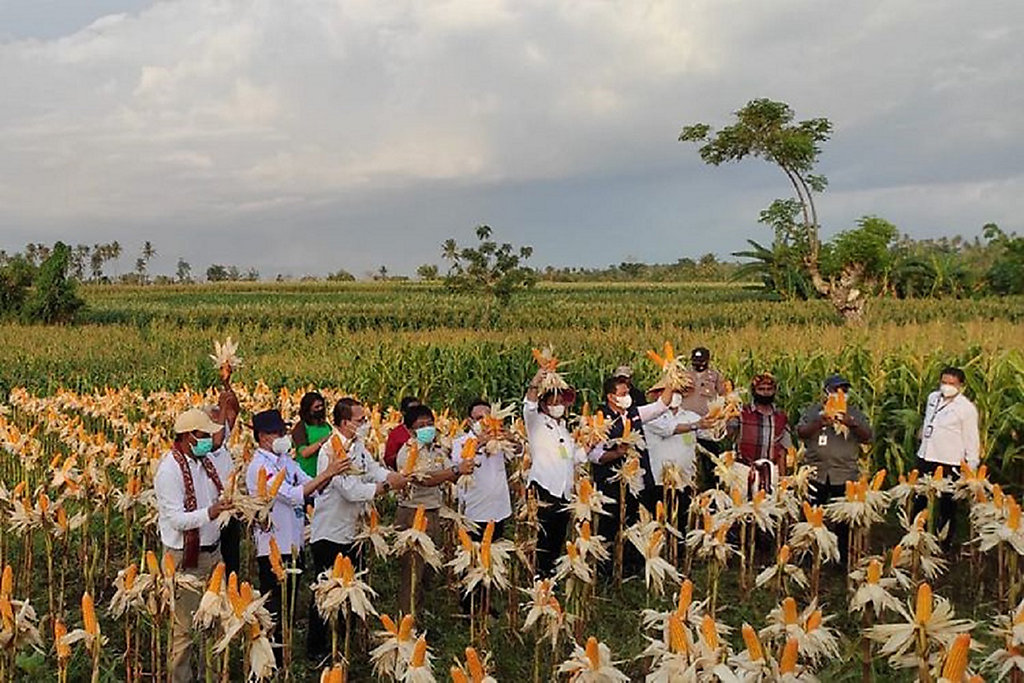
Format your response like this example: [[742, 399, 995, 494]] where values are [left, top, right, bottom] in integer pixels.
[[176, 258, 192, 284], [327, 269, 356, 282], [23, 242, 84, 324], [680, 99, 878, 323], [206, 264, 230, 282], [0, 255, 35, 319], [441, 225, 536, 304], [416, 264, 439, 280], [983, 223, 1024, 295], [70, 244, 90, 281]]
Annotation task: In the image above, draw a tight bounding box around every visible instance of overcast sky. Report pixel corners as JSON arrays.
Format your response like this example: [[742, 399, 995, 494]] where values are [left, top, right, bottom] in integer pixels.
[[1, 0, 1021, 277]]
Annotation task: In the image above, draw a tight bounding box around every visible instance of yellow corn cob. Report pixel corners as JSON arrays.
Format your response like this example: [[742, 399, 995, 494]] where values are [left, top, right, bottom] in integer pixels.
[[779, 638, 799, 673], [146, 550, 160, 578], [321, 666, 344, 683], [994, 485, 1005, 508], [207, 562, 225, 592], [82, 592, 99, 636], [782, 597, 798, 625], [123, 563, 138, 590], [413, 506, 427, 532], [38, 492, 49, 515], [0, 565, 12, 598], [257, 467, 269, 497], [450, 666, 469, 683], [337, 555, 354, 584], [891, 545, 903, 566], [804, 610, 822, 632], [460, 438, 478, 461], [579, 478, 593, 504], [240, 581, 254, 605], [647, 529, 663, 557], [457, 527, 474, 555], [866, 558, 881, 584], [741, 623, 763, 661], [941, 632, 971, 682], [162, 551, 176, 578], [56, 506, 68, 531], [379, 614, 398, 634], [915, 583, 933, 624], [398, 614, 415, 641], [0, 597, 13, 630], [402, 441, 420, 476], [566, 541, 578, 561], [668, 613, 688, 654], [701, 614, 719, 649], [480, 522, 494, 571], [269, 537, 286, 580], [268, 468, 287, 497], [465, 647, 484, 681], [870, 469, 887, 491], [933, 465, 944, 481], [369, 506, 380, 530], [1007, 499, 1021, 532], [54, 618, 71, 659], [907, 470, 919, 486], [778, 545, 791, 565], [585, 636, 601, 670], [676, 579, 693, 616], [410, 635, 428, 667]]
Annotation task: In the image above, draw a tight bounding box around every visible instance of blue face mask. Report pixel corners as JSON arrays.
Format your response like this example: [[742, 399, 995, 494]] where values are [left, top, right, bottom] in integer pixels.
[[415, 425, 437, 445], [192, 436, 214, 458]]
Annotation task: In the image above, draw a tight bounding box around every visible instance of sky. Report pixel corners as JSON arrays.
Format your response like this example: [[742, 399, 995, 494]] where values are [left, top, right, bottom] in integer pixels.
[[0, 0, 1021, 278]]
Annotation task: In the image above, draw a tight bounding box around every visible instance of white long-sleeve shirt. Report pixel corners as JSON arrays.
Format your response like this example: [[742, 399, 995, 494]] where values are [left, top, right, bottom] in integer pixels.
[[311, 431, 389, 545], [155, 450, 222, 550], [451, 432, 513, 524], [585, 400, 669, 464], [644, 408, 702, 485], [246, 448, 312, 557], [917, 391, 981, 469], [523, 398, 587, 500]]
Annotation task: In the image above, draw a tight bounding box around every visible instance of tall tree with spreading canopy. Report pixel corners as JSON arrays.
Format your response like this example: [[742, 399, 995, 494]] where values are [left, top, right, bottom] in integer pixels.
[[680, 98, 882, 323]]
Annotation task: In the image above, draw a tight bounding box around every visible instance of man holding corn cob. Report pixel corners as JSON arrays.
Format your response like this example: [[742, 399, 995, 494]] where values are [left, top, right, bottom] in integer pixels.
[[155, 408, 235, 682], [797, 374, 873, 560], [307, 397, 408, 663], [246, 409, 352, 662]]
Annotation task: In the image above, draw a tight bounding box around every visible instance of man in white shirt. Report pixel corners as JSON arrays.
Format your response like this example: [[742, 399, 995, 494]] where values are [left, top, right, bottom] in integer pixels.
[[914, 366, 981, 548], [306, 398, 407, 663], [524, 372, 588, 577], [644, 383, 708, 535], [154, 408, 233, 683], [245, 409, 349, 660]]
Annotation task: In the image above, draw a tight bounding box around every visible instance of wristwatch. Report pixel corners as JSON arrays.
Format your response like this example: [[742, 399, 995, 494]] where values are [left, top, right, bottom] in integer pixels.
[[381, 480, 391, 493], [450, 465, 460, 478]]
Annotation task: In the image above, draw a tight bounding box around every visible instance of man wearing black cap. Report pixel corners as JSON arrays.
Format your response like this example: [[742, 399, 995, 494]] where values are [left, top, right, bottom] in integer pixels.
[[682, 347, 727, 488], [797, 375, 873, 559], [245, 409, 350, 661]]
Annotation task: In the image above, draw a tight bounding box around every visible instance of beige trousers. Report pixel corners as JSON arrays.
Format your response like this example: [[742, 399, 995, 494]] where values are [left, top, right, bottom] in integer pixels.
[[165, 547, 222, 683]]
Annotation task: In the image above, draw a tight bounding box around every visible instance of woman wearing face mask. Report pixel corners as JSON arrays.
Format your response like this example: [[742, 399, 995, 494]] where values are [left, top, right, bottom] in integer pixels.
[[913, 366, 980, 549], [245, 409, 350, 661], [524, 371, 589, 577], [291, 392, 332, 478], [589, 375, 673, 576], [395, 405, 473, 617]]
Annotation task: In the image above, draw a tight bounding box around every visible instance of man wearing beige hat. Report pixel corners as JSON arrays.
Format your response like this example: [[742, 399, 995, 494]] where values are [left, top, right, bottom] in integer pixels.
[[155, 408, 234, 682]]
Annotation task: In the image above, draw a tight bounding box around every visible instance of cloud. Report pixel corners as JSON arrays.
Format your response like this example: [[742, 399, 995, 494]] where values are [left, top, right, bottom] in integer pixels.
[[0, 0, 1021, 275]]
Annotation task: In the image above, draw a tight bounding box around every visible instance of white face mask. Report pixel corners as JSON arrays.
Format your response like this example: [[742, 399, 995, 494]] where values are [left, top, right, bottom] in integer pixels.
[[354, 422, 371, 441], [546, 404, 565, 419], [470, 420, 484, 436], [669, 393, 683, 409], [271, 435, 292, 456], [614, 394, 633, 410], [939, 383, 959, 399]]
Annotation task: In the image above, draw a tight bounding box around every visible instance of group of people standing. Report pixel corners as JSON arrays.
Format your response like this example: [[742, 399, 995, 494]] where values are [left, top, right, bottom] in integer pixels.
[[154, 351, 981, 680]]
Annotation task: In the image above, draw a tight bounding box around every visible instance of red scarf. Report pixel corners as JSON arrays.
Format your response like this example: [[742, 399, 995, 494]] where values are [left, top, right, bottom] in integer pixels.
[[171, 449, 223, 569]]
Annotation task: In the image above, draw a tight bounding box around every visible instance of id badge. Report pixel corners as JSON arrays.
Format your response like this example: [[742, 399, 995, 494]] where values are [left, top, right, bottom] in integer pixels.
[[294, 506, 304, 520], [923, 425, 934, 439], [558, 444, 570, 460], [818, 434, 828, 447]]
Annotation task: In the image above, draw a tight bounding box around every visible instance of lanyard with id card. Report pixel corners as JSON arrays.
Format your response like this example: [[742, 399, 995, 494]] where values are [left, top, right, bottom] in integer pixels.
[[923, 398, 947, 440]]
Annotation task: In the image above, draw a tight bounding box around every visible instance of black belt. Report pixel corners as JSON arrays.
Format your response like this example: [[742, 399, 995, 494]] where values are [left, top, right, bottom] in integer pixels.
[[200, 542, 219, 553]]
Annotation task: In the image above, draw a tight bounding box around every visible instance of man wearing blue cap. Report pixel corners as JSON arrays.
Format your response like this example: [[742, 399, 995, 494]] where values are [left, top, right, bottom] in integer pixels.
[[797, 374, 873, 560]]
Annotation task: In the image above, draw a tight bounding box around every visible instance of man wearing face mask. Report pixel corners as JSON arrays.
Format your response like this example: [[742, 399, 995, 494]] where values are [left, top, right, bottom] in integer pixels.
[[797, 375, 873, 561], [613, 365, 647, 409], [644, 382, 710, 537], [245, 409, 350, 659], [154, 408, 234, 683], [727, 373, 792, 493], [682, 347, 728, 488], [590, 376, 673, 572], [395, 405, 473, 617], [914, 366, 980, 548], [307, 398, 408, 664], [524, 371, 589, 577]]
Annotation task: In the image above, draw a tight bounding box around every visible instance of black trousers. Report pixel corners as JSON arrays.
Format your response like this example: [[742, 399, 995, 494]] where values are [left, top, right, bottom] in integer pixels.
[[912, 459, 960, 548], [256, 552, 303, 665], [219, 517, 242, 578], [697, 438, 723, 490], [306, 540, 357, 661], [531, 484, 570, 578]]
